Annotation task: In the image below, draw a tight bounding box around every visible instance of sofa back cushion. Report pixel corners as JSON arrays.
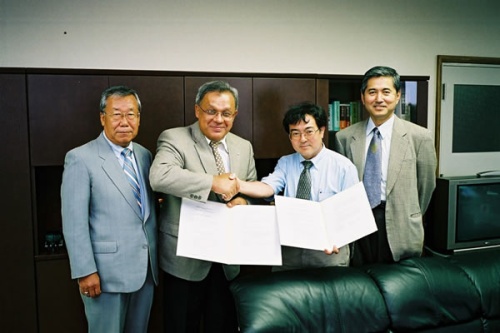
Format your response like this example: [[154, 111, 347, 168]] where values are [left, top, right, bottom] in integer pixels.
[[230, 266, 389, 333], [367, 257, 482, 332]]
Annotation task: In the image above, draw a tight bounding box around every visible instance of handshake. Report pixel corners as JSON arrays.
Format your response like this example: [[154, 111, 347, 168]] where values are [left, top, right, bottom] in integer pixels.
[[212, 173, 241, 203]]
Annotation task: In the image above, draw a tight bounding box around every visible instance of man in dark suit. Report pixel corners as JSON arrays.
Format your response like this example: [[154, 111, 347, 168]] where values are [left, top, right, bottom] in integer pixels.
[[61, 86, 158, 332], [334, 66, 437, 265], [150, 80, 256, 333]]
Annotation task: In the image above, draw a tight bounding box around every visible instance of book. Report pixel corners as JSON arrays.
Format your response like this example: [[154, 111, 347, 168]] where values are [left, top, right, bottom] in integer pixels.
[[349, 100, 362, 125], [274, 182, 377, 251], [332, 100, 340, 131], [328, 102, 334, 131], [339, 103, 350, 129]]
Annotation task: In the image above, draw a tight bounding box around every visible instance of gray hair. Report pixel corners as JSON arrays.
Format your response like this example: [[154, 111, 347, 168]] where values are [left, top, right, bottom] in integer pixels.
[[99, 86, 142, 113], [195, 80, 239, 109], [360, 66, 401, 94]]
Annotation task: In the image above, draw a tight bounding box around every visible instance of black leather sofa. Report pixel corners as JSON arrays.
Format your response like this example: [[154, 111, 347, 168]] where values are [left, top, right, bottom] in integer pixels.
[[230, 250, 500, 332]]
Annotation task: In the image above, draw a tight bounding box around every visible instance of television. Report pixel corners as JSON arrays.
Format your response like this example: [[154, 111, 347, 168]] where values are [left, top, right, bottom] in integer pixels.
[[426, 175, 500, 254]]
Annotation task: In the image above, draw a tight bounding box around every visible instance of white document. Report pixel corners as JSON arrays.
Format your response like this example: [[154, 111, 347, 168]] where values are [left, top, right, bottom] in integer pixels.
[[177, 198, 282, 265], [274, 182, 377, 251]]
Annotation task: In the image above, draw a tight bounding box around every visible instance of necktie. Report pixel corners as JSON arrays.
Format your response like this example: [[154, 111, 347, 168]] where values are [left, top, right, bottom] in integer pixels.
[[121, 148, 142, 210], [296, 160, 313, 200], [210, 141, 226, 175], [364, 128, 382, 208]]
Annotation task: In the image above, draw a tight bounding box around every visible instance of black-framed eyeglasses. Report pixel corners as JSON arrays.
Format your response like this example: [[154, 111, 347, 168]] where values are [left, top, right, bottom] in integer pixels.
[[289, 128, 319, 140], [197, 104, 235, 120], [103, 112, 140, 122]]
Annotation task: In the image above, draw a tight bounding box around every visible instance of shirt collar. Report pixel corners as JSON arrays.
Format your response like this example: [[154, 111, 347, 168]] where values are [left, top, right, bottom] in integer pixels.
[[298, 143, 326, 166], [366, 114, 395, 140], [102, 131, 134, 156], [205, 136, 229, 152]]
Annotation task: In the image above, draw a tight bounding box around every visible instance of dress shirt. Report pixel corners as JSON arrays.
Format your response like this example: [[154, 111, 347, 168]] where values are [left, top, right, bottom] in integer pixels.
[[262, 145, 359, 202]]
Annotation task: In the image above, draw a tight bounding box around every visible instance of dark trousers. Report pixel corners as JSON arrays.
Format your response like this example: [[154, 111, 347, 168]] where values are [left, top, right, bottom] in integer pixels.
[[351, 202, 395, 267], [163, 263, 238, 333]]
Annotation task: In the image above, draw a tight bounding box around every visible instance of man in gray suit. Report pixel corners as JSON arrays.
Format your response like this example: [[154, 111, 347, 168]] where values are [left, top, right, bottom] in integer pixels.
[[334, 66, 437, 265], [150, 80, 256, 333], [61, 86, 158, 332]]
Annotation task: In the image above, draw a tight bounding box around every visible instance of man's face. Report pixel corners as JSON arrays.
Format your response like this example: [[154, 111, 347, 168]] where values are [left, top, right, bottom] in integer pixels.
[[100, 94, 140, 147], [289, 114, 325, 160], [361, 76, 401, 126], [195, 91, 238, 142]]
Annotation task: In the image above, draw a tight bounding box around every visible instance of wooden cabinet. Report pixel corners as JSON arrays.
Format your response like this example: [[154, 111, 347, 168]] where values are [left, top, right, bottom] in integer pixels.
[[252, 77, 317, 159], [36, 258, 87, 333], [28, 74, 108, 166], [0, 73, 37, 332]]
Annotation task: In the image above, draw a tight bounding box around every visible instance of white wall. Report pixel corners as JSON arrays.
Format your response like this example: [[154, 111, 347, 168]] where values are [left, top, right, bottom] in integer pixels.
[[2, 0, 500, 134]]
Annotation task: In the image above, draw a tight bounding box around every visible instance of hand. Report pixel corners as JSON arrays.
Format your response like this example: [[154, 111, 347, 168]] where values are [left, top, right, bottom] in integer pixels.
[[226, 196, 248, 208], [324, 246, 340, 255], [78, 272, 102, 298], [212, 173, 239, 200]]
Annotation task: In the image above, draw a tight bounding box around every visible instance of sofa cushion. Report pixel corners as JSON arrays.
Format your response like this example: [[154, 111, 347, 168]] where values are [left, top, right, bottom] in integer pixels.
[[367, 257, 482, 332], [230, 266, 389, 333]]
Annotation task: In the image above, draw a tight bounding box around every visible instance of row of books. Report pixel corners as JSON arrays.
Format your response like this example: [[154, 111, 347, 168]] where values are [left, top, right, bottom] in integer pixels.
[[327, 87, 413, 132], [327, 100, 363, 132]]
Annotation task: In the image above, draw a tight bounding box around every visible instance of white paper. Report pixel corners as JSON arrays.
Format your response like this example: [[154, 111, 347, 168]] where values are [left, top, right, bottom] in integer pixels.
[[177, 198, 282, 265], [274, 182, 377, 251]]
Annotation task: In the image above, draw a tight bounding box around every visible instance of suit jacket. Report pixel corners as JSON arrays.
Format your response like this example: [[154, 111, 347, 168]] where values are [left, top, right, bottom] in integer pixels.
[[334, 116, 437, 261], [61, 132, 158, 292], [150, 122, 257, 281]]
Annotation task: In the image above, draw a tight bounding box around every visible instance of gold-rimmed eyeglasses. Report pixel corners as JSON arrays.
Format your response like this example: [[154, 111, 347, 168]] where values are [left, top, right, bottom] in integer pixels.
[[289, 128, 319, 140], [103, 112, 140, 122], [197, 104, 235, 120]]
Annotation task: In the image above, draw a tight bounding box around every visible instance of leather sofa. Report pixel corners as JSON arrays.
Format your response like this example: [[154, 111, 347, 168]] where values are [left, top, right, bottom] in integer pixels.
[[230, 250, 500, 332]]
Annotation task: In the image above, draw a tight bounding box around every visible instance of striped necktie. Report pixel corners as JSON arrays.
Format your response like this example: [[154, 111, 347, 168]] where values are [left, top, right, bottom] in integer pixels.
[[121, 148, 142, 210]]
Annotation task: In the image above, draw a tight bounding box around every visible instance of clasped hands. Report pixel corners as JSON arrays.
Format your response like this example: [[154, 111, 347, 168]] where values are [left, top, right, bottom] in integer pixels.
[[212, 173, 241, 203]]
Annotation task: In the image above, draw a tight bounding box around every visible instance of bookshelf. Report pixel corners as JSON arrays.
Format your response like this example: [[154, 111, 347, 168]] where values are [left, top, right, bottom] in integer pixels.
[[322, 76, 429, 148]]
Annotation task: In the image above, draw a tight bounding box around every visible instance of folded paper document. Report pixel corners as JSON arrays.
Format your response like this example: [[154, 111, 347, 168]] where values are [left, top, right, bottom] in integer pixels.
[[275, 181, 377, 251], [177, 199, 282, 265], [177, 182, 377, 265]]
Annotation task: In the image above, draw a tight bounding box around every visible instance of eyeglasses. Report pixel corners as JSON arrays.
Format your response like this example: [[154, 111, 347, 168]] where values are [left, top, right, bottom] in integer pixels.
[[197, 105, 235, 120], [103, 112, 140, 122], [289, 128, 319, 140]]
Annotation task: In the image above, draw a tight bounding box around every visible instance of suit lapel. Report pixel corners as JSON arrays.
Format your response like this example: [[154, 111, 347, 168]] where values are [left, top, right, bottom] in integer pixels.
[[351, 121, 369, 180], [134, 147, 150, 222], [190, 123, 219, 176], [97, 134, 143, 219], [386, 117, 408, 196], [226, 133, 240, 174]]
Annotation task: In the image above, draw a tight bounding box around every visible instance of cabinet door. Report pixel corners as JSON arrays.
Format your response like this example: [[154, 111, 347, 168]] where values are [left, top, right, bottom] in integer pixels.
[[109, 75, 184, 154], [28, 74, 108, 166], [184, 77, 253, 142], [36, 258, 87, 333], [0, 73, 37, 332], [253, 78, 316, 158]]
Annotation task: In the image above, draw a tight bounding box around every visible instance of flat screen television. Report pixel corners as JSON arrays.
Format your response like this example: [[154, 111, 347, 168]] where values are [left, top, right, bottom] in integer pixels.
[[426, 175, 500, 254]]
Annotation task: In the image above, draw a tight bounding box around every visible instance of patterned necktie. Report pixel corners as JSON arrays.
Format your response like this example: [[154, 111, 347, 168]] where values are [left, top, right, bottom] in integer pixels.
[[296, 160, 313, 200], [121, 148, 142, 210], [364, 128, 382, 208], [210, 141, 226, 175]]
